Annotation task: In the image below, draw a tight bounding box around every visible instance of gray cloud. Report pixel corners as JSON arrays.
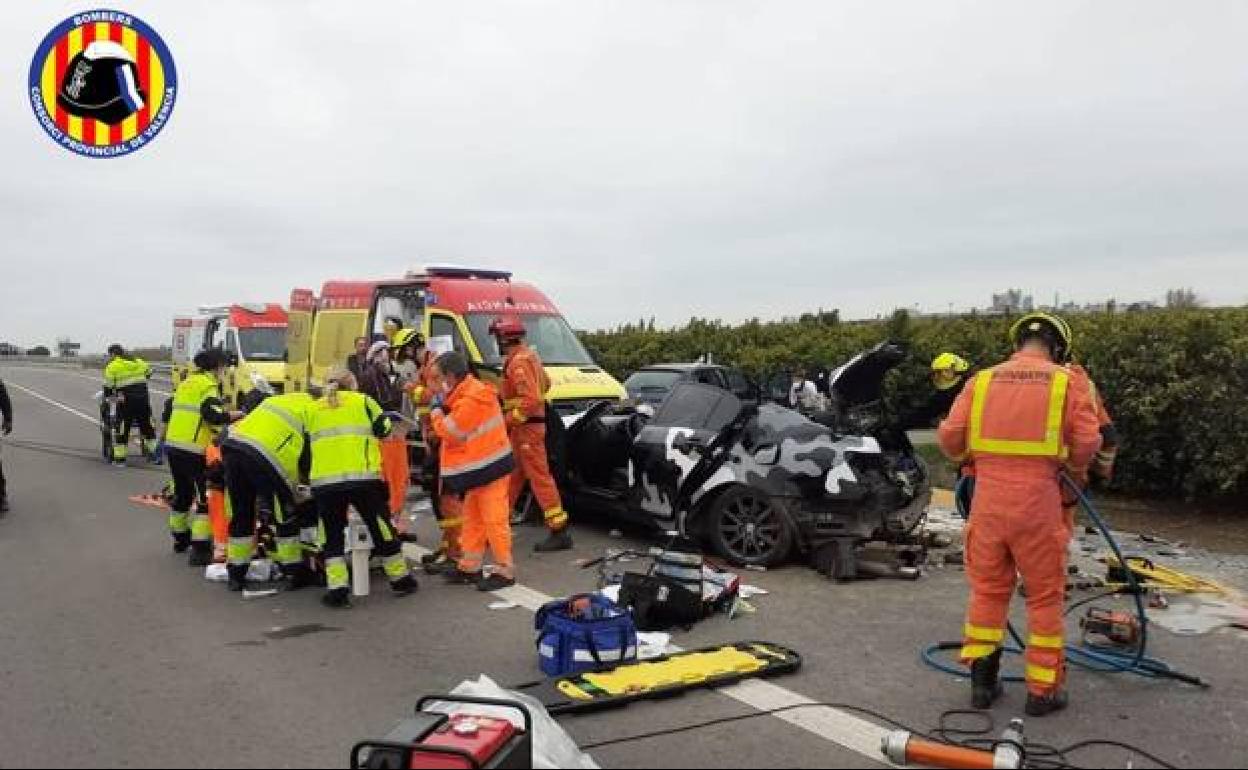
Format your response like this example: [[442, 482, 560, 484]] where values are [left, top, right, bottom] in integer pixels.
[[2, 0, 1245, 352]]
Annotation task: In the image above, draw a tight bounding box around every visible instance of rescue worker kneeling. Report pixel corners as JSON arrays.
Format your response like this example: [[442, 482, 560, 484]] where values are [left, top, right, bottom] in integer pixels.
[[428, 352, 517, 591], [308, 370, 417, 608], [221, 390, 319, 593], [938, 312, 1102, 717]]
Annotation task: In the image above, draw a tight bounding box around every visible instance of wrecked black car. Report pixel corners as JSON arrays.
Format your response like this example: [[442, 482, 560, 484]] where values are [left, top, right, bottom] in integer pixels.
[[558, 342, 931, 578]]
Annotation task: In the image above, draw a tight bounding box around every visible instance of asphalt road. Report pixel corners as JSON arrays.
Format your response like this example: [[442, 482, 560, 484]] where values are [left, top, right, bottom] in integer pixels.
[[1, 365, 1245, 769]]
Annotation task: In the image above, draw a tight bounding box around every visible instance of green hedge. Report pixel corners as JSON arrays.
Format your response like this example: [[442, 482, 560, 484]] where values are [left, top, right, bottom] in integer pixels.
[[580, 308, 1248, 501]]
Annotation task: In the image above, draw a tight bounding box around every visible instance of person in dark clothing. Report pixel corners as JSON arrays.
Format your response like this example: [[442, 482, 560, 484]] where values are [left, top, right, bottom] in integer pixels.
[[899, 353, 975, 429], [357, 340, 402, 413], [0, 379, 12, 512], [345, 336, 369, 380]]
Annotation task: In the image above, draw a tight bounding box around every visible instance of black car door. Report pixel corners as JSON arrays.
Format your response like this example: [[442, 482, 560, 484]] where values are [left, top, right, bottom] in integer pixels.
[[631, 382, 743, 525]]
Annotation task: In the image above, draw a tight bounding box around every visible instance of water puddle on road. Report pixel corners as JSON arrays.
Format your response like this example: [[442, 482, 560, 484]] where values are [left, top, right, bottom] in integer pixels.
[[263, 623, 343, 640], [225, 623, 345, 647]]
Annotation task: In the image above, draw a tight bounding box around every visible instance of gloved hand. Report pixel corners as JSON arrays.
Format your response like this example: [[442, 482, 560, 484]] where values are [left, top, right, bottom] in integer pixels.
[[2, 421, 11, 436]]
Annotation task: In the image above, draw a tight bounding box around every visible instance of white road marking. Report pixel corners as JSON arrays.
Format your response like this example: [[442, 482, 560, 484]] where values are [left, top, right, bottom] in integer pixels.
[[400, 542, 896, 766], [4, 380, 101, 425], [0, 366, 171, 396]]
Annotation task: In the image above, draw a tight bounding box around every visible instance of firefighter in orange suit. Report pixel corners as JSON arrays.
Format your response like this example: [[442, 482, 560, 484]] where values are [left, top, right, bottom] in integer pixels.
[[429, 351, 517, 592], [938, 312, 1102, 717], [490, 316, 573, 553]]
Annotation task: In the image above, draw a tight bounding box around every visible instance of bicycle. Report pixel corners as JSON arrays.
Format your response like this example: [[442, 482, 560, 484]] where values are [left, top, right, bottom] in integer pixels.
[[97, 393, 123, 464]]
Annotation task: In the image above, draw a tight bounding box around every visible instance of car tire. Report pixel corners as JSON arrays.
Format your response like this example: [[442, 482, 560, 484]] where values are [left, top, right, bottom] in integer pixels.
[[706, 486, 795, 568]]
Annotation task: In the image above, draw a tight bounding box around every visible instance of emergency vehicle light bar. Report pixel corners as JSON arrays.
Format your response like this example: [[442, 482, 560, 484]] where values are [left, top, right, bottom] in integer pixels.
[[416, 265, 513, 281]]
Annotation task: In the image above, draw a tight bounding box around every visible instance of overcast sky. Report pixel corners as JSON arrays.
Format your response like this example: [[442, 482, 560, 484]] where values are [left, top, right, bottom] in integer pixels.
[[2, 1, 1246, 352]]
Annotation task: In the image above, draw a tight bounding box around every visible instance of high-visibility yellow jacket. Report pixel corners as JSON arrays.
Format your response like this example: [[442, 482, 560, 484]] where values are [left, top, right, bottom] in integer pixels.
[[307, 390, 391, 491], [104, 356, 152, 393], [225, 393, 315, 493], [166, 372, 224, 456]]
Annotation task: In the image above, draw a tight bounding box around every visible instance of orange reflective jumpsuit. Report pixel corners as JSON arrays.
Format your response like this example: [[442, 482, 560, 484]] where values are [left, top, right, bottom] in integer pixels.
[[409, 351, 463, 558], [205, 443, 230, 563], [938, 349, 1102, 697], [501, 342, 568, 533], [431, 375, 516, 578], [380, 433, 410, 523]]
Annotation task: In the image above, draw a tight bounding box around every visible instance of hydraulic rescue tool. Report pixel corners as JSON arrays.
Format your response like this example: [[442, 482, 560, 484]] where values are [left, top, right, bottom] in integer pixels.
[[881, 718, 1025, 770]]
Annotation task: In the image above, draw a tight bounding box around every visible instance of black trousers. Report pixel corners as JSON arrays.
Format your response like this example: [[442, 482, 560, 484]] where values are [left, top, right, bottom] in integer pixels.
[[118, 389, 156, 443], [223, 446, 301, 565], [316, 481, 403, 563], [166, 448, 206, 513], [0, 453, 7, 501]]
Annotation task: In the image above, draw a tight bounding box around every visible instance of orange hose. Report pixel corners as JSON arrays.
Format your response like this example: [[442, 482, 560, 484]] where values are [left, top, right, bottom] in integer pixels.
[[905, 737, 996, 770]]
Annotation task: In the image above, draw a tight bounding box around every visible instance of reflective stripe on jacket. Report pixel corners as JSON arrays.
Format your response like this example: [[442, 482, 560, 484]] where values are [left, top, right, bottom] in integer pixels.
[[165, 372, 221, 455], [432, 375, 515, 494], [307, 391, 389, 490]]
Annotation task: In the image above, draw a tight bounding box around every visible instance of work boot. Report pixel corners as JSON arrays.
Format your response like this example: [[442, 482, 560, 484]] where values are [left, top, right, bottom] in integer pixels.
[[188, 542, 213, 567], [172, 532, 191, 554], [390, 575, 419, 596], [1025, 690, 1069, 717], [443, 568, 484, 585], [227, 564, 248, 593], [477, 573, 516, 592], [971, 650, 1004, 710], [321, 588, 351, 609], [534, 529, 574, 553], [281, 564, 318, 591], [422, 551, 455, 575]]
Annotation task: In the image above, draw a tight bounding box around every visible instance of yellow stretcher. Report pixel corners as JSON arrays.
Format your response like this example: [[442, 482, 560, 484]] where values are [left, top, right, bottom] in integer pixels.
[[1104, 555, 1229, 595], [518, 642, 802, 715]]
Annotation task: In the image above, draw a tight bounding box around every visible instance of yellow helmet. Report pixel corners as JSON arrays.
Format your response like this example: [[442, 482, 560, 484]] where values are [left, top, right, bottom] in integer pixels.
[[1009, 312, 1073, 362], [392, 327, 424, 349], [931, 352, 970, 374]]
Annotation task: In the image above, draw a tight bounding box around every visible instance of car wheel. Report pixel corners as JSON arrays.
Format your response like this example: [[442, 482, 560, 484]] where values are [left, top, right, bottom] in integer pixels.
[[707, 487, 794, 568]]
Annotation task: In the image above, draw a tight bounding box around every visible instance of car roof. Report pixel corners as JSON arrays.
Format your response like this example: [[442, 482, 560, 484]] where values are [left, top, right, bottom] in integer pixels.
[[634, 363, 727, 373]]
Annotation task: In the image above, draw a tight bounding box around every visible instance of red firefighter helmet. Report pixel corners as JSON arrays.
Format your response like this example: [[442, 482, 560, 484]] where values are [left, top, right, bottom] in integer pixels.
[[489, 316, 527, 341]]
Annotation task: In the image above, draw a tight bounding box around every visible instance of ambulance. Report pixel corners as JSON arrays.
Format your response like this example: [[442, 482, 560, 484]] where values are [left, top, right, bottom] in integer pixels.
[[284, 266, 625, 413], [171, 303, 289, 407]]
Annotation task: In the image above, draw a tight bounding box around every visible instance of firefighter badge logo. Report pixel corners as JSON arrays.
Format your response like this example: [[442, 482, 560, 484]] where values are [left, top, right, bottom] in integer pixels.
[[28, 10, 178, 158]]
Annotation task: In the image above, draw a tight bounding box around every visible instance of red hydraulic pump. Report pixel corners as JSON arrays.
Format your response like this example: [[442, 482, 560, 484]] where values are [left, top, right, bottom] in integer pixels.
[[352, 695, 532, 769]]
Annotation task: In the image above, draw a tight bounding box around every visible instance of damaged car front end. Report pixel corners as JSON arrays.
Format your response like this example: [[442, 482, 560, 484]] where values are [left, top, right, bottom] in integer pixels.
[[559, 342, 932, 578]]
